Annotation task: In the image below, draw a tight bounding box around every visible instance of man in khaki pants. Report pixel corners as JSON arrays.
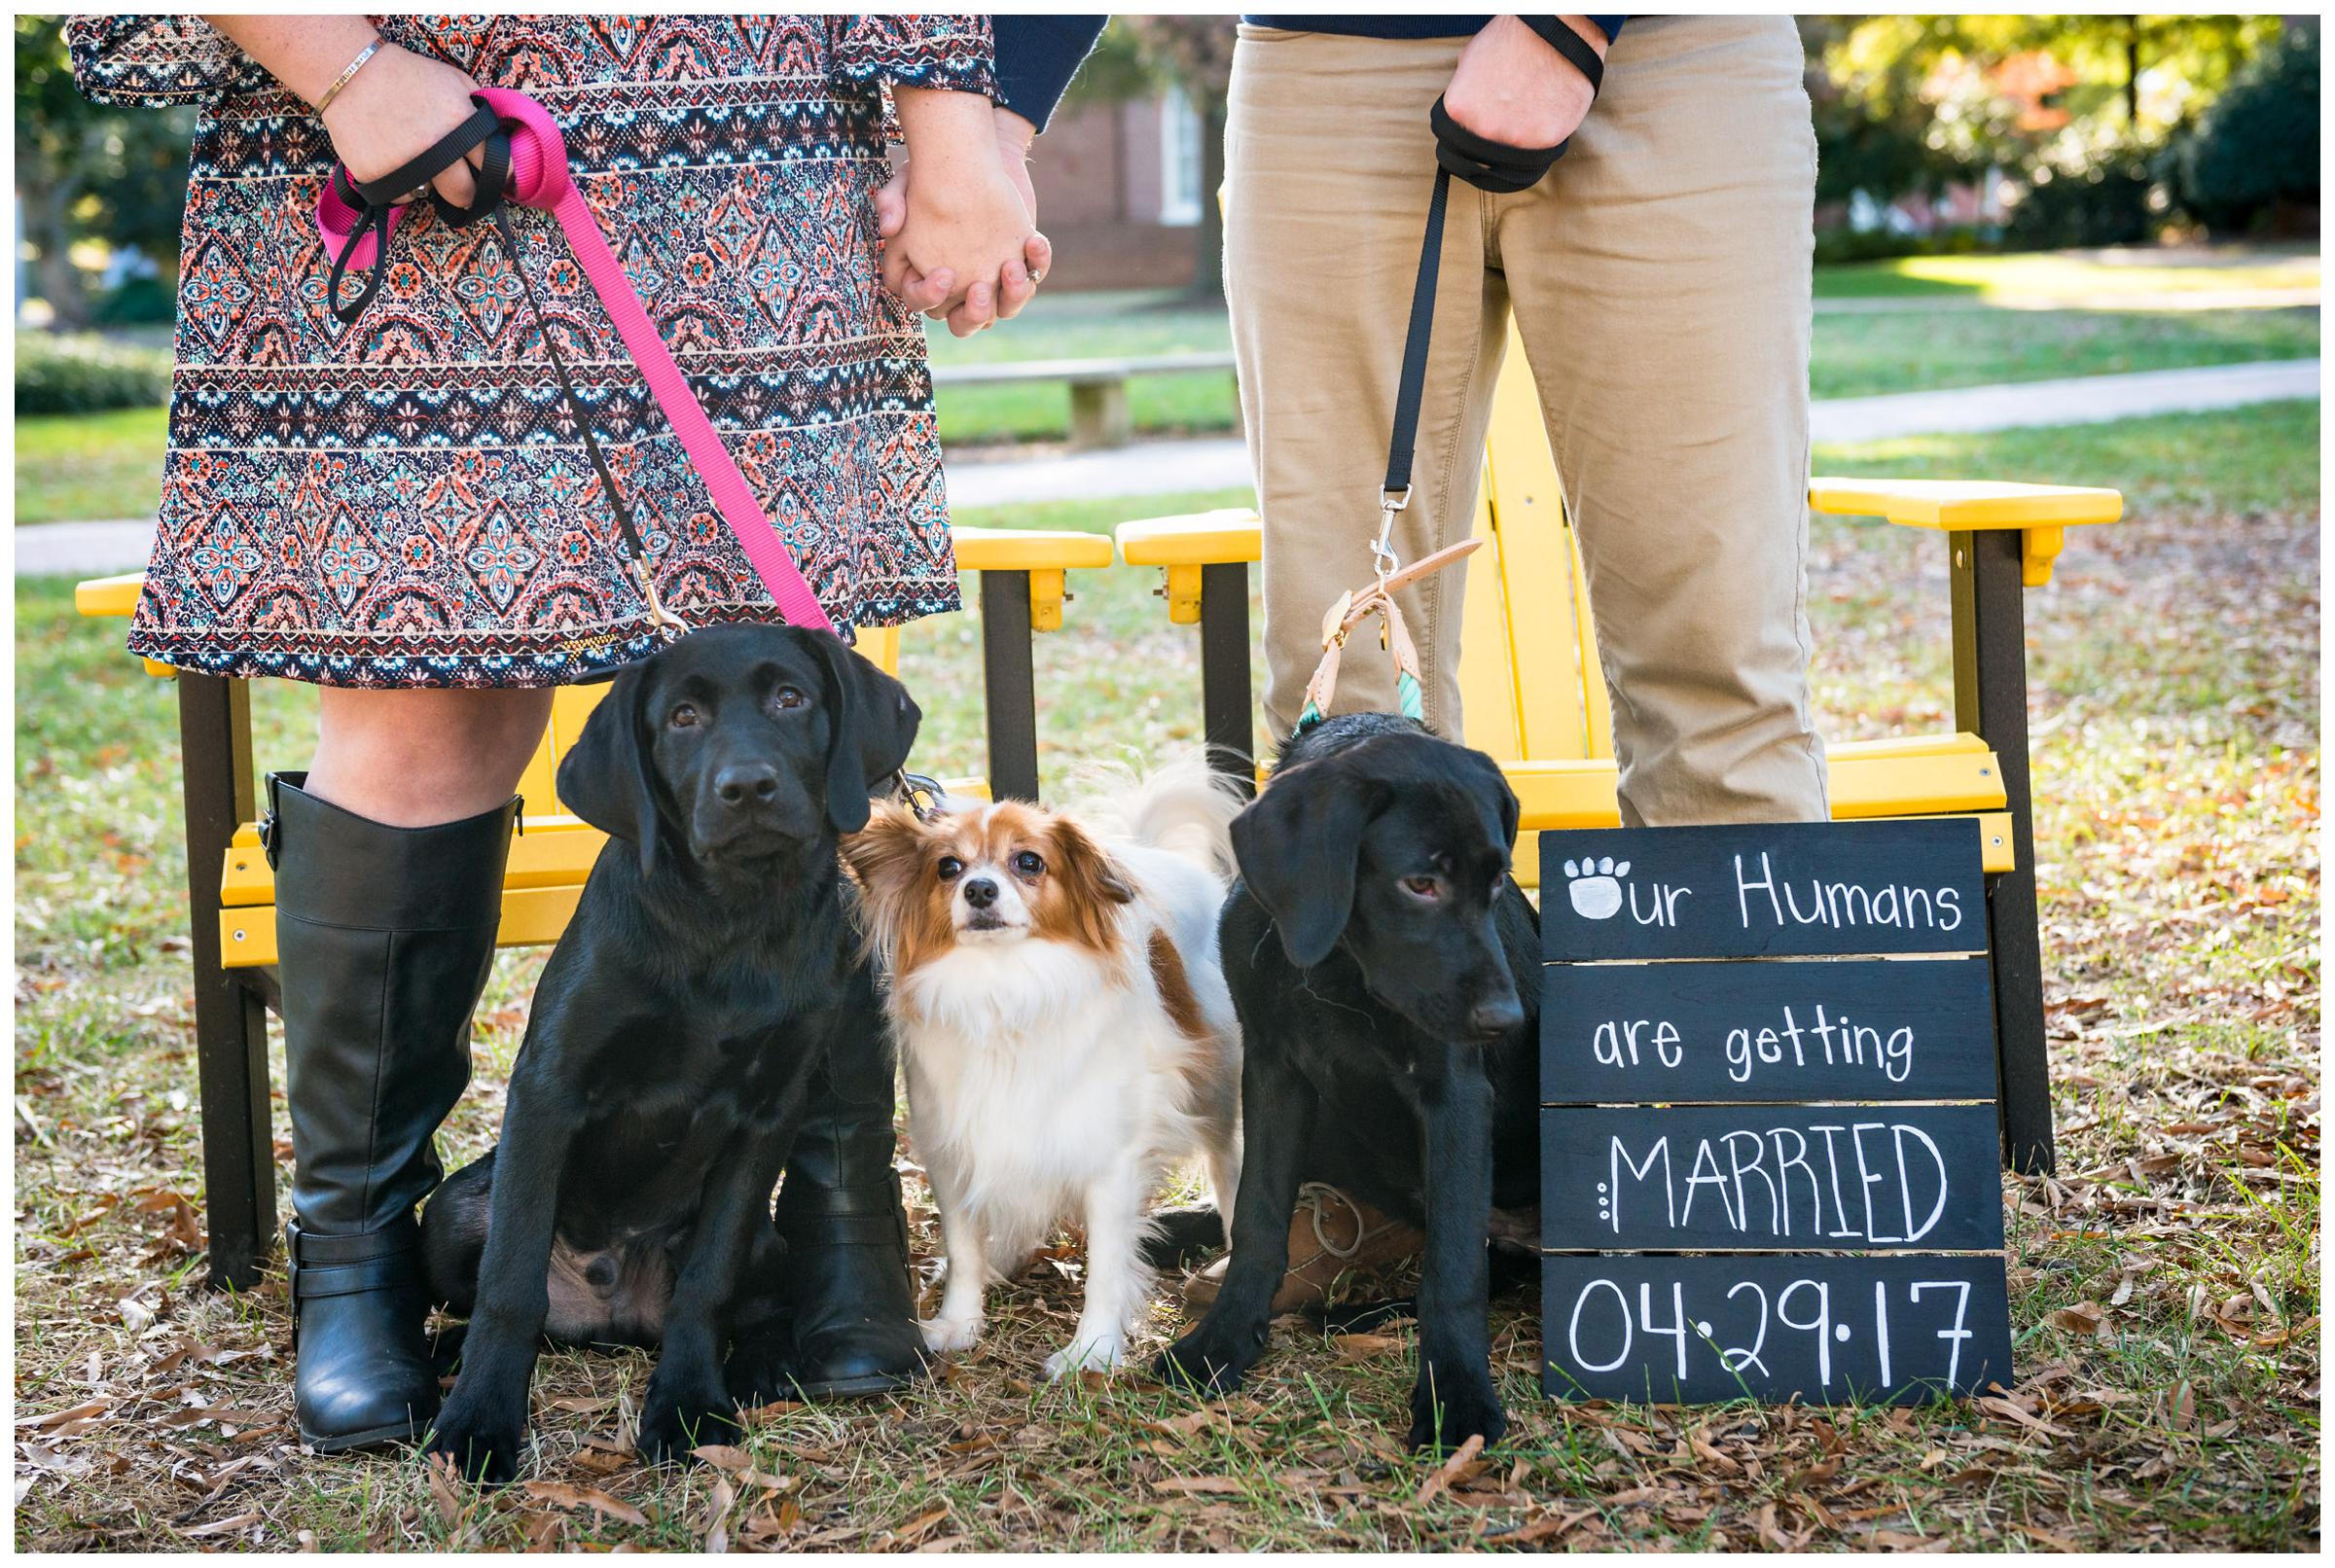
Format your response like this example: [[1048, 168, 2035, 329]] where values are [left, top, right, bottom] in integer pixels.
[[1185, 14, 1832, 1312]]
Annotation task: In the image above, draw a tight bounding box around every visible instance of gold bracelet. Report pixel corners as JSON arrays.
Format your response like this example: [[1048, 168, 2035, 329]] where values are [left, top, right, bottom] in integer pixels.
[[313, 37, 383, 117]]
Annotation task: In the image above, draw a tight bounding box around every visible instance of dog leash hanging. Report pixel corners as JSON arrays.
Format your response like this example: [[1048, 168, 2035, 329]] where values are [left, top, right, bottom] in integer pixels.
[[314, 88, 836, 642], [1297, 34, 1603, 733]]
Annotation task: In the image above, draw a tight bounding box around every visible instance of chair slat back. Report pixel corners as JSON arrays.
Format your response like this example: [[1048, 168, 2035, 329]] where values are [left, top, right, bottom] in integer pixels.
[[1454, 321, 1609, 765]]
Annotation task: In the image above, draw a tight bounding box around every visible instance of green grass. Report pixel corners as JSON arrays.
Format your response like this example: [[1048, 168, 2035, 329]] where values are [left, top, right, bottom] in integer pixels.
[[1809, 307, 2317, 400], [13, 404, 172, 524], [1814, 245, 2322, 302], [14, 404, 2317, 1549]]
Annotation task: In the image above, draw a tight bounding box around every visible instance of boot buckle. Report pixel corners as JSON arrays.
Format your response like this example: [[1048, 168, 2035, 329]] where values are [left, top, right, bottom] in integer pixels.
[[284, 1220, 305, 1348]]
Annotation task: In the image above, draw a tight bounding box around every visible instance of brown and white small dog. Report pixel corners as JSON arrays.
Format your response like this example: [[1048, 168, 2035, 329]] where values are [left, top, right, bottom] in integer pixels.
[[844, 757, 1242, 1378]]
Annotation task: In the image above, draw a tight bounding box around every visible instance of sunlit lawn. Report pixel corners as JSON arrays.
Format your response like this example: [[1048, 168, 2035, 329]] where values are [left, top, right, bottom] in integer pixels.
[[15, 402, 2317, 1550], [1814, 244, 2321, 301]]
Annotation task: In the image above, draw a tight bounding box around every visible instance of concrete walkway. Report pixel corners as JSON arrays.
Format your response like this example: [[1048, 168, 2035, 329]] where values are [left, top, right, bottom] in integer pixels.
[[18, 357, 2320, 578]]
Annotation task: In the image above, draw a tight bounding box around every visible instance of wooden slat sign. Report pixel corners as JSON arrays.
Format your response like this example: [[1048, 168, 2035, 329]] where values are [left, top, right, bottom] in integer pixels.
[[1544, 820, 1985, 958], [1540, 1105, 2004, 1252], [1544, 956, 1998, 1103], [1541, 1255, 2013, 1406], [1540, 819, 2013, 1406]]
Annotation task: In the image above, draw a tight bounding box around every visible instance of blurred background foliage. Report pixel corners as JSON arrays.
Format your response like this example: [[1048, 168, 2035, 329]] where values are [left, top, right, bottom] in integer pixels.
[[11, 15, 2318, 350], [1804, 14, 2316, 258]]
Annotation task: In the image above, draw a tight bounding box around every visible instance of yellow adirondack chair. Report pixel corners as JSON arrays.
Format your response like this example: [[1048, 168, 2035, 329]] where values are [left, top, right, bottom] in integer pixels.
[[1115, 319, 2123, 1176]]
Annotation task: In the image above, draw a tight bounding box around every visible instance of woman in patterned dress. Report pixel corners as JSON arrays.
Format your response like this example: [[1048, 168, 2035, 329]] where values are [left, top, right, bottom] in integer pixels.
[[67, 13, 1068, 1455]]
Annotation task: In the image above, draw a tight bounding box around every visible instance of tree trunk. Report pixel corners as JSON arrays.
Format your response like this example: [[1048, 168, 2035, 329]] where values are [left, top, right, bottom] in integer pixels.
[[2125, 18, 2142, 129], [1184, 98, 1228, 304], [20, 174, 90, 330]]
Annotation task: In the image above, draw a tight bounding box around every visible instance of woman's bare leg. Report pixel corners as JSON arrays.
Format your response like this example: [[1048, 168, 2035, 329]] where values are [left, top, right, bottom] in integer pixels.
[[305, 687, 555, 826]]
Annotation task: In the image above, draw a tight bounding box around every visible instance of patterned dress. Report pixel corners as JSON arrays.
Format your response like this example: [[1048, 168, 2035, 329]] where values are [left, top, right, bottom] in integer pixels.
[[66, 15, 988, 687]]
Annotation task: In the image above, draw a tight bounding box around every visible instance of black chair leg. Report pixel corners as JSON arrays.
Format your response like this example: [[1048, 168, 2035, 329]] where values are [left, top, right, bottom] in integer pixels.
[[980, 571, 1041, 802], [1201, 561, 1256, 797], [178, 674, 276, 1289], [1950, 529, 2056, 1175]]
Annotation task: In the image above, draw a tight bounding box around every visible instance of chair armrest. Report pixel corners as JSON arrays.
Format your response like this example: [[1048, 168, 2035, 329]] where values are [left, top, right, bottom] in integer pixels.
[[1114, 509, 1263, 566], [1114, 509, 1262, 624], [952, 525, 1115, 631], [75, 572, 144, 619], [75, 572, 178, 678], [1809, 478, 2124, 588]]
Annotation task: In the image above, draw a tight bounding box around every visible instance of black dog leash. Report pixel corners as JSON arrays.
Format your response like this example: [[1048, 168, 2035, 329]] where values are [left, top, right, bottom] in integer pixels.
[[1301, 34, 1602, 734]]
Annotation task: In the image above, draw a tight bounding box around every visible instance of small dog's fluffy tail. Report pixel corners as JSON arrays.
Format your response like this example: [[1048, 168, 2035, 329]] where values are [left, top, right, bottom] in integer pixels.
[[1060, 750, 1243, 882]]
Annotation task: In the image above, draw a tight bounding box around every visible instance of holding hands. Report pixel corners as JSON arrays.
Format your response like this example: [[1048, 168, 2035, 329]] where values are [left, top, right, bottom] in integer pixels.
[[880, 90, 1052, 338]]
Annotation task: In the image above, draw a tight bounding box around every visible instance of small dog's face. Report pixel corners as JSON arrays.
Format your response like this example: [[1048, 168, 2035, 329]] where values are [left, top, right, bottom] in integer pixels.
[[557, 624, 920, 883], [844, 800, 1133, 969], [1234, 731, 1526, 1045]]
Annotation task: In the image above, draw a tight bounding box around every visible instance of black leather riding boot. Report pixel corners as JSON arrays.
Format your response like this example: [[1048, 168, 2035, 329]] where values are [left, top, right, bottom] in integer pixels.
[[266, 773, 516, 1453], [770, 962, 926, 1397]]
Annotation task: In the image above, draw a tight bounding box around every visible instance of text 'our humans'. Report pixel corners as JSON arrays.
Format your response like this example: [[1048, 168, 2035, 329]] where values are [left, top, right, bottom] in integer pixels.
[[1733, 851, 1962, 934]]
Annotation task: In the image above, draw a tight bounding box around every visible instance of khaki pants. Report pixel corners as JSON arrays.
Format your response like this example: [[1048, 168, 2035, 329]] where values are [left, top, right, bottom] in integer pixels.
[[1225, 16, 1828, 826]]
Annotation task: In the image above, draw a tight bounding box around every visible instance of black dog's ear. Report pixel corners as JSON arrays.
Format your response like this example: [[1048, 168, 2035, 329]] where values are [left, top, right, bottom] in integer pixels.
[[1459, 743, 1522, 851], [1231, 756, 1377, 969], [557, 661, 665, 878], [806, 633, 922, 834]]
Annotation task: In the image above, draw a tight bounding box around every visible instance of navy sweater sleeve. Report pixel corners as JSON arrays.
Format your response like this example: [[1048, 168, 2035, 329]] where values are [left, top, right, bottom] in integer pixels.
[[991, 15, 1109, 133], [1243, 17, 1626, 49]]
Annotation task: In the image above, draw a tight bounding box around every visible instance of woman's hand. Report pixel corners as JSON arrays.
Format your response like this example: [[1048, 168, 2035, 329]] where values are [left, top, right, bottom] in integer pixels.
[[887, 89, 1042, 339], [320, 44, 489, 207], [202, 18, 486, 207], [876, 106, 1054, 335]]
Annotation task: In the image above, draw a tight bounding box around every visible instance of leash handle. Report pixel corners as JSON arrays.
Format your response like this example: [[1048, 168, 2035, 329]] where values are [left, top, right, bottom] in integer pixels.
[[314, 88, 839, 639]]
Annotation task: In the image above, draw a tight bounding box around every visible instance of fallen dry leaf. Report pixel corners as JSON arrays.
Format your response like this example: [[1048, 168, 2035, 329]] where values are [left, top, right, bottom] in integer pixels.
[[521, 1480, 648, 1527], [1414, 1433, 1487, 1507]]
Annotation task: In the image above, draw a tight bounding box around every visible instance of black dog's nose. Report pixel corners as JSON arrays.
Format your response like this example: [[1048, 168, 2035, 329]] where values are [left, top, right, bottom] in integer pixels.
[[713, 763, 780, 808], [961, 876, 998, 909], [1468, 996, 1525, 1040]]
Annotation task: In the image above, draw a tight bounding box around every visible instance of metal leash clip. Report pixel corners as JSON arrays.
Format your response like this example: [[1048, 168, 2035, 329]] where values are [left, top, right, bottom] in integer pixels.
[[892, 770, 948, 824], [629, 559, 690, 644]]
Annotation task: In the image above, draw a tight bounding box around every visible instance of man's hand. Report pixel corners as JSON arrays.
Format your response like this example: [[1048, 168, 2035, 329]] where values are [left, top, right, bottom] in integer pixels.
[[879, 105, 1052, 338], [1442, 15, 1607, 151]]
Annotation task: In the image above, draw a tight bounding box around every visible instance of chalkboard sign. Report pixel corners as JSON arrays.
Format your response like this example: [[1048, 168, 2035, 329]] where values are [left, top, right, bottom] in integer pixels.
[[1540, 820, 2013, 1406], [1542, 1255, 2013, 1406], [1540, 1105, 2004, 1252], [1544, 819, 1986, 960], [1544, 955, 1997, 1103]]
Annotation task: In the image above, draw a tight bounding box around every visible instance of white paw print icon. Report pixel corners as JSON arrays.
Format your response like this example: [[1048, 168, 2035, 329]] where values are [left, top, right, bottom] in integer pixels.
[[1563, 856, 1631, 919]]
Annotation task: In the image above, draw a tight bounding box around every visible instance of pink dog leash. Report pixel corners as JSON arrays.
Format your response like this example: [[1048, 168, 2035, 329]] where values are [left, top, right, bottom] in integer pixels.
[[315, 88, 837, 639]]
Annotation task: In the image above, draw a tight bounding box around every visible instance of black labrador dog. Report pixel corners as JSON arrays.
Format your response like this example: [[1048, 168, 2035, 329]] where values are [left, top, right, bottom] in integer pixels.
[[421, 623, 917, 1483], [1156, 713, 1540, 1452]]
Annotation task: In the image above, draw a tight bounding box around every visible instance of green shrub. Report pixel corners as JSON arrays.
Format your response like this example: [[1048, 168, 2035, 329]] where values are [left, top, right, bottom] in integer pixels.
[[1814, 226, 1995, 267], [2171, 23, 2318, 234], [2004, 157, 2157, 249], [90, 274, 179, 328], [14, 331, 171, 415]]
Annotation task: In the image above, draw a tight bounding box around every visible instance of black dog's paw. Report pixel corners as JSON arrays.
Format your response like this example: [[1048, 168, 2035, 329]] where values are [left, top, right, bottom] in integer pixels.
[[636, 1385, 739, 1466], [426, 1395, 529, 1486], [1406, 1369, 1506, 1454], [723, 1339, 799, 1409], [1153, 1327, 1258, 1397]]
